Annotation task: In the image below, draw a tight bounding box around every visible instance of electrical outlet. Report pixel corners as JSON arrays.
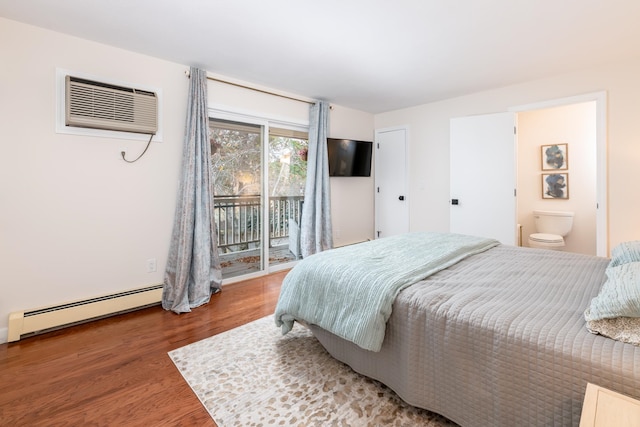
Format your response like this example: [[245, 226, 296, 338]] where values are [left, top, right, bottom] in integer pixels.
[[146, 258, 157, 273]]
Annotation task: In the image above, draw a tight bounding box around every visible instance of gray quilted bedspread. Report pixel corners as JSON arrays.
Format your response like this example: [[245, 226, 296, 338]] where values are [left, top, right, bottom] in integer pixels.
[[275, 232, 498, 351], [310, 245, 640, 427]]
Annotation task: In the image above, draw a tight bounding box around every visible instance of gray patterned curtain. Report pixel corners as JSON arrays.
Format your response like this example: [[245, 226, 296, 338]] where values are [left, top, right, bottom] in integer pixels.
[[162, 67, 222, 313], [300, 101, 333, 257]]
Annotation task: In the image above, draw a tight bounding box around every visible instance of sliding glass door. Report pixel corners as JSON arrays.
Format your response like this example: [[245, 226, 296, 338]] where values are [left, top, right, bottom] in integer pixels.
[[210, 119, 264, 278], [267, 128, 308, 268], [210, 117, 308, 279]]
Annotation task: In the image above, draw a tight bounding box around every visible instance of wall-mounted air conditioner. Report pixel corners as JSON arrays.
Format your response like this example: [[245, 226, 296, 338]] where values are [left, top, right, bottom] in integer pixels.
[[65, 75, 158, 135]]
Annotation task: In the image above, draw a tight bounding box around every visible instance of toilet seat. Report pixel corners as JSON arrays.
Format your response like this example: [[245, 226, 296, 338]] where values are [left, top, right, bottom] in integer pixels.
[[529, 233, 564, 244], [528, 233, 565, 249]]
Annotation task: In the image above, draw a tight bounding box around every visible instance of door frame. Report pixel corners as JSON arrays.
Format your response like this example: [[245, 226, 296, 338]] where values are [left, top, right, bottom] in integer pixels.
[[209, 108, 309, 284], [374, 125, 410, 238], [510, 91, 608, 256]]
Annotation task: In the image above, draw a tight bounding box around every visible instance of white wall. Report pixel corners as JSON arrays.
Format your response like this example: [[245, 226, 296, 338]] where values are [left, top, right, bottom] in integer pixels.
[[327, 105, 375, 246], [0, 18, 187, 343], [517, 102, 597, 255], [0, 18, 374, 341], [375, 58, 640, 255]]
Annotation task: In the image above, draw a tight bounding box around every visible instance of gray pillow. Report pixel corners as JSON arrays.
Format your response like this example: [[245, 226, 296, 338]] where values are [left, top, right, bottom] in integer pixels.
[[609, 240, 640, 267], [584, 262, 640, 321], [586, 316, 640, 346]]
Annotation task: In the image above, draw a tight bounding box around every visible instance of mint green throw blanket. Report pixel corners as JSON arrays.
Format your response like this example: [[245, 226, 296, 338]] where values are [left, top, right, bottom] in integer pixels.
[[275, 232, 499, 352]]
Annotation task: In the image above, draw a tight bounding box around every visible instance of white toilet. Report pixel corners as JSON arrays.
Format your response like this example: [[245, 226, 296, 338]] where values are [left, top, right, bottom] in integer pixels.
[[528, 210, 574, 250]]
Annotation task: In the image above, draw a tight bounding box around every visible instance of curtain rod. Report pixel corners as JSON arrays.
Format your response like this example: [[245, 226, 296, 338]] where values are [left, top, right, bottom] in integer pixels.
[[185, 70, 315, 105]]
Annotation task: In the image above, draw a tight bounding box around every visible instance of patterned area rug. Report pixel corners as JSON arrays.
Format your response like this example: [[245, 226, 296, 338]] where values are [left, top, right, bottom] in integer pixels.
[[169, 315, 458, 426]]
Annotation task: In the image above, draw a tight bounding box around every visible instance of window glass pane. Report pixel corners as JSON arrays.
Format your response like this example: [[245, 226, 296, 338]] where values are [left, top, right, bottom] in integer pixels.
[[268, 130, 308, 197], [210, 119, 262, 196]]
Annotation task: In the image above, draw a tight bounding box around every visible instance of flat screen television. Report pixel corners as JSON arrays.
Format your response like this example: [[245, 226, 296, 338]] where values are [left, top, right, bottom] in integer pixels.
[[326, 138, 372, 177]]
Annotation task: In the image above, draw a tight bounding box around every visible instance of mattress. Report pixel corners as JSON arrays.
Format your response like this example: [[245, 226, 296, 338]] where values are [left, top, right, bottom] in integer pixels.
[[309, 245, 640, 426]]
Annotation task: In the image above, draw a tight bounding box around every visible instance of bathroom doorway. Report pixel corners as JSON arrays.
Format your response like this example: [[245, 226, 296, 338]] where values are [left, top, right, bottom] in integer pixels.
[[450, 92, 606, 256], [514, 95, 604, 256]]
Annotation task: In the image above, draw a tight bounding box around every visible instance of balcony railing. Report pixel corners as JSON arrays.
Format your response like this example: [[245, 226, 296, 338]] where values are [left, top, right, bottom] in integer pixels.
[[214, 195, 303, 252]]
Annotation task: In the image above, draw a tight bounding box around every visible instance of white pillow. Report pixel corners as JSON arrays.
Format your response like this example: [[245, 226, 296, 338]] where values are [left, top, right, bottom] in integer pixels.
[[609, 240, 640, 267], [584, 262, 640, 321]]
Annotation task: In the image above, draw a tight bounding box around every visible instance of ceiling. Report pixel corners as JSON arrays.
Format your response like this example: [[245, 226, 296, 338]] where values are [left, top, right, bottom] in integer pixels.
[[2, 0, 640, 113]]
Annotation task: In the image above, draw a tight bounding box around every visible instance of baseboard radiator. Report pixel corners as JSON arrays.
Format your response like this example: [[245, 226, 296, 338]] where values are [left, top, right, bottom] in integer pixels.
[[7, 284, 163, 342]]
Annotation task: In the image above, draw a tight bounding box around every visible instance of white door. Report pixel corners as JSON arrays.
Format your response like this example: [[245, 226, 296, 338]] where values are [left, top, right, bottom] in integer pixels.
[[375, 127, 409, 238], [450, 113, 517, 245]]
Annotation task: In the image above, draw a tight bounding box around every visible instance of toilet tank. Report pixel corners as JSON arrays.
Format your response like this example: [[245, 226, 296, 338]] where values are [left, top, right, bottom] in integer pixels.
[[533, 210, 574, 236]]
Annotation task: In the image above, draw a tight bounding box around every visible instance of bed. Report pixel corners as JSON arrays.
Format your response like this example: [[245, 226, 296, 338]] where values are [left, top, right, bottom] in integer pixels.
[[274, 232, 640, 427]]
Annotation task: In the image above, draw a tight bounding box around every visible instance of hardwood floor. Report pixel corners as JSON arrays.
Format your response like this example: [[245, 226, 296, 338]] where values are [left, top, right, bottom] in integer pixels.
[[0, 271, 286, 426]]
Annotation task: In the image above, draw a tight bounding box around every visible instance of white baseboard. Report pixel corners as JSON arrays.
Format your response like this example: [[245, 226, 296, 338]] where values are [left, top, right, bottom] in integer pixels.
[[7, 284, 162, 342], [0, 327, 8, 344]]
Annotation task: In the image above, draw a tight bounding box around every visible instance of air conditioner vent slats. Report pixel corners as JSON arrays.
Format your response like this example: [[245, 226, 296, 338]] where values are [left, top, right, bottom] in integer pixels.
[[65, 75, 157, 134]]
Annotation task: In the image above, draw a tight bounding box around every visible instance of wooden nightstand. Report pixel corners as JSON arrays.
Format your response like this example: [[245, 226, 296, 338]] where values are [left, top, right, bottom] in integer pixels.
[[580, 383, 640, 427]]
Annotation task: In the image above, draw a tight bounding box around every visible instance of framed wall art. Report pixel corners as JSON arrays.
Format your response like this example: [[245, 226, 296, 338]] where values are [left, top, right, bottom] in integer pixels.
[[542, 173, 569, 199], [541, 143, 568, 170]]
